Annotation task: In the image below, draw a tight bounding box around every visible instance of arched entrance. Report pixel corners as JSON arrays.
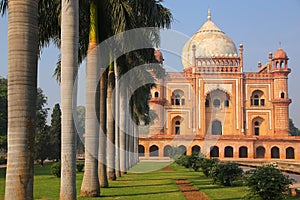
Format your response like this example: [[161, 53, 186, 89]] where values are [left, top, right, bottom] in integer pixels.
[[150, 145, 159, 157], [179, 145, 187, 155], [163, 145, 172, 157], [256, 146, 265, 158], [224, 146, 233, 158], [212, 120, 222, 135], [210, 146, 219, 158], [239, 146, 248, 158], [138, 145, 145, 157], [192, 145, 201, 155], [286, 147, 295, 159], [271, 146, 280, 159]]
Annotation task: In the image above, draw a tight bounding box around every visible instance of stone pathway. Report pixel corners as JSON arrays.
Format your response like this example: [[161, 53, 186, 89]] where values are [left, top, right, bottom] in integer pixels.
[[175, 179, 210, 200]]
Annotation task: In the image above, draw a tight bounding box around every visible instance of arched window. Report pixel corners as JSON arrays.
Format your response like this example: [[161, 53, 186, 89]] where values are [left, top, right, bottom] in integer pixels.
[[224, 146, 233, 158], [271, 146, 280, 159], [281, 92, 285, 99], [138, 145, 145, 157], [192, 145, 201, 155], [256, 146, 265, 158], [163, 145, 172, 157], [210, 146, 219, 158], [175, 120, 180, 135], [212, 120, 222, 135], [171, 89, 185, 106], [251, 90, 265, 106], [154, 91, 159, 98], [253, 117, 263, 136], [286, 147, 295, 159], [150, 145, 159, 157], [239, 146, 248, 158], [254, 121, 260, 136], [175, 94, 180, 105]]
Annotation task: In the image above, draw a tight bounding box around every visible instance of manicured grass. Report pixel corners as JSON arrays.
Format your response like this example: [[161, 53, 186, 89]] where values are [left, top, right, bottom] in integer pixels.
[[0, 162, 298, 200]]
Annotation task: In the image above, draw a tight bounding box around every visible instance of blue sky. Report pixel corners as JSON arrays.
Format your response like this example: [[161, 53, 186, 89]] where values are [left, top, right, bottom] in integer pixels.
[[0, 0, 300, 127]]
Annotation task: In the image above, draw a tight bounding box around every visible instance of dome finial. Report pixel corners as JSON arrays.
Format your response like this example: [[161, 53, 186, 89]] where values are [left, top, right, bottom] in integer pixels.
[[207, 8, 211, 21]]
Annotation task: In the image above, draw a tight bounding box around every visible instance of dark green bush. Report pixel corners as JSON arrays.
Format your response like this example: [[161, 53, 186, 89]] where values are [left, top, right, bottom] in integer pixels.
[[200, 158, 219, 177], [243, 164, 295, 200], [51, 162, 61, 178], [76, 162, 84, 172], [188, 153, 204, 171], [175, 155, 190, 168], [210, 162, 243, 186], [0, 156, 7, 165]]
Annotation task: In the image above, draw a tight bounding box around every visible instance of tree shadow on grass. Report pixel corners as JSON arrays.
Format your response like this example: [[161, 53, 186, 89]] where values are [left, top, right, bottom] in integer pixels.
[[100, 189, 180, 198], [109, 182, 174, 188]]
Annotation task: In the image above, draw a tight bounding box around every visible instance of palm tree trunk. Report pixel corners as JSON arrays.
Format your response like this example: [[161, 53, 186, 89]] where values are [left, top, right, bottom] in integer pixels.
[[60, 0, 78, 199], [5, 0, 38, 199], [107, 54, 116, 180], [119, 86, 127, 174], [98, 72, 108, 187], [133, 124, 139, 165], [80, 1, 100, 196], [114, 61, 121, 178]]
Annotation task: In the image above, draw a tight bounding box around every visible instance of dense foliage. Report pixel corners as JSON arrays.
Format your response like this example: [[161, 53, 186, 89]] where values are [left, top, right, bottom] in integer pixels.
[[210, 162, 243, 186], [0, 78, 7, 152], [243, 164, 295, 200], [35, 88, 50, 165], [51, 162, 61, 178], [200, 158, 220, 177], [48, 104, 61, 161], [289, 119, 300, 136]]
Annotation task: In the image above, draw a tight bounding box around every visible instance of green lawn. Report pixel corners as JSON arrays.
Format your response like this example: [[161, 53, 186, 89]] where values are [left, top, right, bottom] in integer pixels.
[[0, 162, 298, 200]]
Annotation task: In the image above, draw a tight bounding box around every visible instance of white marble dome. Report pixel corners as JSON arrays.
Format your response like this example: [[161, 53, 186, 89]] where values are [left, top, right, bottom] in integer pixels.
[[182, 10, 238, 69]]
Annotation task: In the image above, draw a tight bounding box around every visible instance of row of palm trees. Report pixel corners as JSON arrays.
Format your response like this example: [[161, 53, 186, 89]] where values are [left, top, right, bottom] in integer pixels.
[[1, 0, 172, 199]]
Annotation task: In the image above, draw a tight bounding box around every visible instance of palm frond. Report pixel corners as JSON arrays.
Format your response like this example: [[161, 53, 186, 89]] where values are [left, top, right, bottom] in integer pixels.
[[0, 0, 7, 16]]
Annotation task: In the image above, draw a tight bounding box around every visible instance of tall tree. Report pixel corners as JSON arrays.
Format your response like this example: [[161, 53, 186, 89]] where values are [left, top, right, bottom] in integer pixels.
[[107, 54, 116, 180], [81, 0, 100, 196], [4, 0, 38, 199], [60, 0, 79, 199], [49, 103, 62, 161], [34, 88, 50, 166], [0, 78, 7, 152], [289, 118, 300, 136], [98, 72, 108, 187]]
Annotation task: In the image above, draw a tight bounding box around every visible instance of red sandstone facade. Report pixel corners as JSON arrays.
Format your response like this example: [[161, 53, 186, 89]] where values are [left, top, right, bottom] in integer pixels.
[[138, 10, 300, 160]]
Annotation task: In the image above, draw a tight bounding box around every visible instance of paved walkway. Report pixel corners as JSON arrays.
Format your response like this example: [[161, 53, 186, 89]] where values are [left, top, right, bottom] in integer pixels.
[[175, 179, 210, 200]]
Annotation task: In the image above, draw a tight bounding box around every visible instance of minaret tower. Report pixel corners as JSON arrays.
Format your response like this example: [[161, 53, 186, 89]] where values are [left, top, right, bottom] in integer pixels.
[[270, 48, 291, 136]]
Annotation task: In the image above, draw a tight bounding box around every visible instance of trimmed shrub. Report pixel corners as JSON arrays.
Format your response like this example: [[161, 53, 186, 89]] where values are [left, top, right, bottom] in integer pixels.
[[210, 162, 243, 186], [76, 162, 84, 172], [51, 162, 61, 178], [243, 164, 295, 200], [200, 158, 219, 177], [175, 155, 190, 168]]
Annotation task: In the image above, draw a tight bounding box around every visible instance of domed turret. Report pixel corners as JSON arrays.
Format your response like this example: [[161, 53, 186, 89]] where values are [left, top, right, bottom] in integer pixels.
[[273, 48, 287, 59], [182, 9, 238, 69]]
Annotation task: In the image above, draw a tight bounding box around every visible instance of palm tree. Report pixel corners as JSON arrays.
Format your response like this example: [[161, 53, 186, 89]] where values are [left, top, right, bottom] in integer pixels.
[[4, 0, 38, 198], [80, 0, 100, 196], [107, 54, 116, 180], [98, 71, 109, 187], [60, 0, 78, 199]]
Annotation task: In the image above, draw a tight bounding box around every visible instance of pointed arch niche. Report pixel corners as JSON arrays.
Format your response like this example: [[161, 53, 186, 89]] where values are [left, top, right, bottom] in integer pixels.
[[172, 116, 184, 135]]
